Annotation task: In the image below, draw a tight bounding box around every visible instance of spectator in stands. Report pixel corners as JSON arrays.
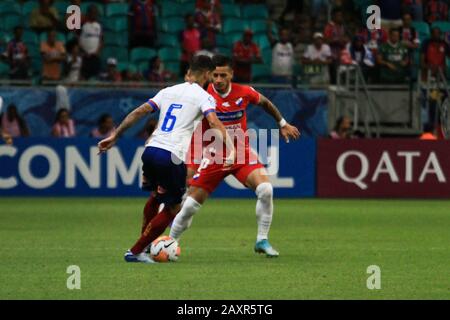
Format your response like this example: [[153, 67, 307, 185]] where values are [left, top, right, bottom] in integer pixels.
[[345, 35, 375, 81], [402, 0, 423, 21], [0, 104, 30, 138], [144, 56, 176, 82], [400, 13, 420, 52], [129, 0, 157, 48], [64, 42, 83, 83], [52, 108, 76, 138], [323, 6, 347, 43], [232, 29, 262, 83], [425, 0, 449, 24], [324, 7, 348, 83], [79, 5, 103, 80], [421, 27, 450, 78], [1, 26, 30, 80], [195, 0, 222, 48], [30, 0, 62, 33], [377, 28, 409, 84], [291, 14, 313, 62], [301, 32, 332, 84], [330, 116, 353, 139], [358, 26, 388, 56], [99, 58, 122, 82], [378, 0, 403, 30], [180, 14, 201, 77], [400, 12, 421, 77], [91, 113, 115, 139], [41, 30, 66, 81], [268, 28, 295, 84]]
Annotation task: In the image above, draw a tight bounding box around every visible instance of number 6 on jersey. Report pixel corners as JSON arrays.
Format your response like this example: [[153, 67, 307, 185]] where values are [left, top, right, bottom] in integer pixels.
[[161, 104, 183, 132]]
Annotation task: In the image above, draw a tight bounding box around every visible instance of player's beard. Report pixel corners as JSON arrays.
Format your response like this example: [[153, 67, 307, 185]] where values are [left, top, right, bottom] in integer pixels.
[[203, 79, 211, 90]]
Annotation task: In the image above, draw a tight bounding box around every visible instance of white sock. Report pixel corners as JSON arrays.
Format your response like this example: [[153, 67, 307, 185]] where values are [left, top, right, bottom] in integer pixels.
[[255, 182, 273, 242], [169, 196, 202, 241], [181, 190, 188, 204]]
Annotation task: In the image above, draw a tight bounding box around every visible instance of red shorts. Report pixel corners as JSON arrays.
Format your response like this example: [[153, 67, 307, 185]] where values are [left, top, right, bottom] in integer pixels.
[[189, 159, 264, 194], [187, 162, 200, 172]]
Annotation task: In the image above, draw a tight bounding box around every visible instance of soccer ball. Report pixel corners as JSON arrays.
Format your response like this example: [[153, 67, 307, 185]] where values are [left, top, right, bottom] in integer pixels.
[[150, 236, 180, 262]]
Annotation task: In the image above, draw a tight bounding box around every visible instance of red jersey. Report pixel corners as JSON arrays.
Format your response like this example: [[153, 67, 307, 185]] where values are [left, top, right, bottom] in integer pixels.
[[187, 82, 260, 165], [324, 21, 346, 59], [232, 41, 261, 82], [187, 82, 265, 192], [130, 0, 156, 34], [422, 39, 450, 68], [208, 82, 260, 131], [6, 40, 28, 68], [180, 28, 201, 62], [426, 0, 448, 23]]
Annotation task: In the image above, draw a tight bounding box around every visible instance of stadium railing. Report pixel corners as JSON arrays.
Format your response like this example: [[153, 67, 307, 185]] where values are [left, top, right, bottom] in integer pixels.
[[418, 66, 450, 139]]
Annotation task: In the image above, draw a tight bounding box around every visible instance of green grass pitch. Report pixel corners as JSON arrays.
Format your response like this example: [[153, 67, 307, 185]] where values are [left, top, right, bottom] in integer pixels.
[[0, 197, 449, 299]]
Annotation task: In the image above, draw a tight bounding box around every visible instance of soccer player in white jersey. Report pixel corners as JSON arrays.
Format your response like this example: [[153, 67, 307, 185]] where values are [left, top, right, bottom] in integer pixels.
[[98, 56, 235, 263]]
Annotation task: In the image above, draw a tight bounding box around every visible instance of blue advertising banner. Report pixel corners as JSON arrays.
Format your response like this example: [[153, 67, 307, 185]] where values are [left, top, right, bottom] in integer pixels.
[[0, 138, 316, 198], [0, 87, 328, 138]]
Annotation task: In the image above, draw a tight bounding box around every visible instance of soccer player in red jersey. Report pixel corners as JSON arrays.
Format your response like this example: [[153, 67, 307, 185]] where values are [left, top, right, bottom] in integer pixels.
[[169, 55, 300, 257]]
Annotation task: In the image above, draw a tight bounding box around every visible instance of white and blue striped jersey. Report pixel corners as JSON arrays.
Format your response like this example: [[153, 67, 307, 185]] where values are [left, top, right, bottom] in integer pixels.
[[145, 82, 216, 161]]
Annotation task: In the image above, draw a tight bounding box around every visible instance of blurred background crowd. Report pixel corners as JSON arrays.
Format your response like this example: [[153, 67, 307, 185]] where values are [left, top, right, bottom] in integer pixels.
[[1, 0, 450, 85], [1, 0, 449, 141]]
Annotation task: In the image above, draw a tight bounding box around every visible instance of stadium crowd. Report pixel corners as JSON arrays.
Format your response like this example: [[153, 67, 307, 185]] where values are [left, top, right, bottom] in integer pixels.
[[0, 0, 450, 85], [0, 0, 448, 141]]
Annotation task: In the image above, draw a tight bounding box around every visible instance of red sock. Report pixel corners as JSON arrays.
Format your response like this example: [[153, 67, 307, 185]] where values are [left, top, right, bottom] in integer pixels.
[[131, 208, 175, 255], [141, 194, 161, 234]]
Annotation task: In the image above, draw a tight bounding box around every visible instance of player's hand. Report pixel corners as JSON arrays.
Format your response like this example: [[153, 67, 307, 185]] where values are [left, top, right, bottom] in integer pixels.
[[280, 124, 301, 143], [98, 134, 117, 154]]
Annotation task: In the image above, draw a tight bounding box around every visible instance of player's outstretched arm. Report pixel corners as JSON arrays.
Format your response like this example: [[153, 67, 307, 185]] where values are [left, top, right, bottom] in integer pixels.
[[98, 103, 152, 154], [258, 94, 301, 143], [205, 112, 235, 166]]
